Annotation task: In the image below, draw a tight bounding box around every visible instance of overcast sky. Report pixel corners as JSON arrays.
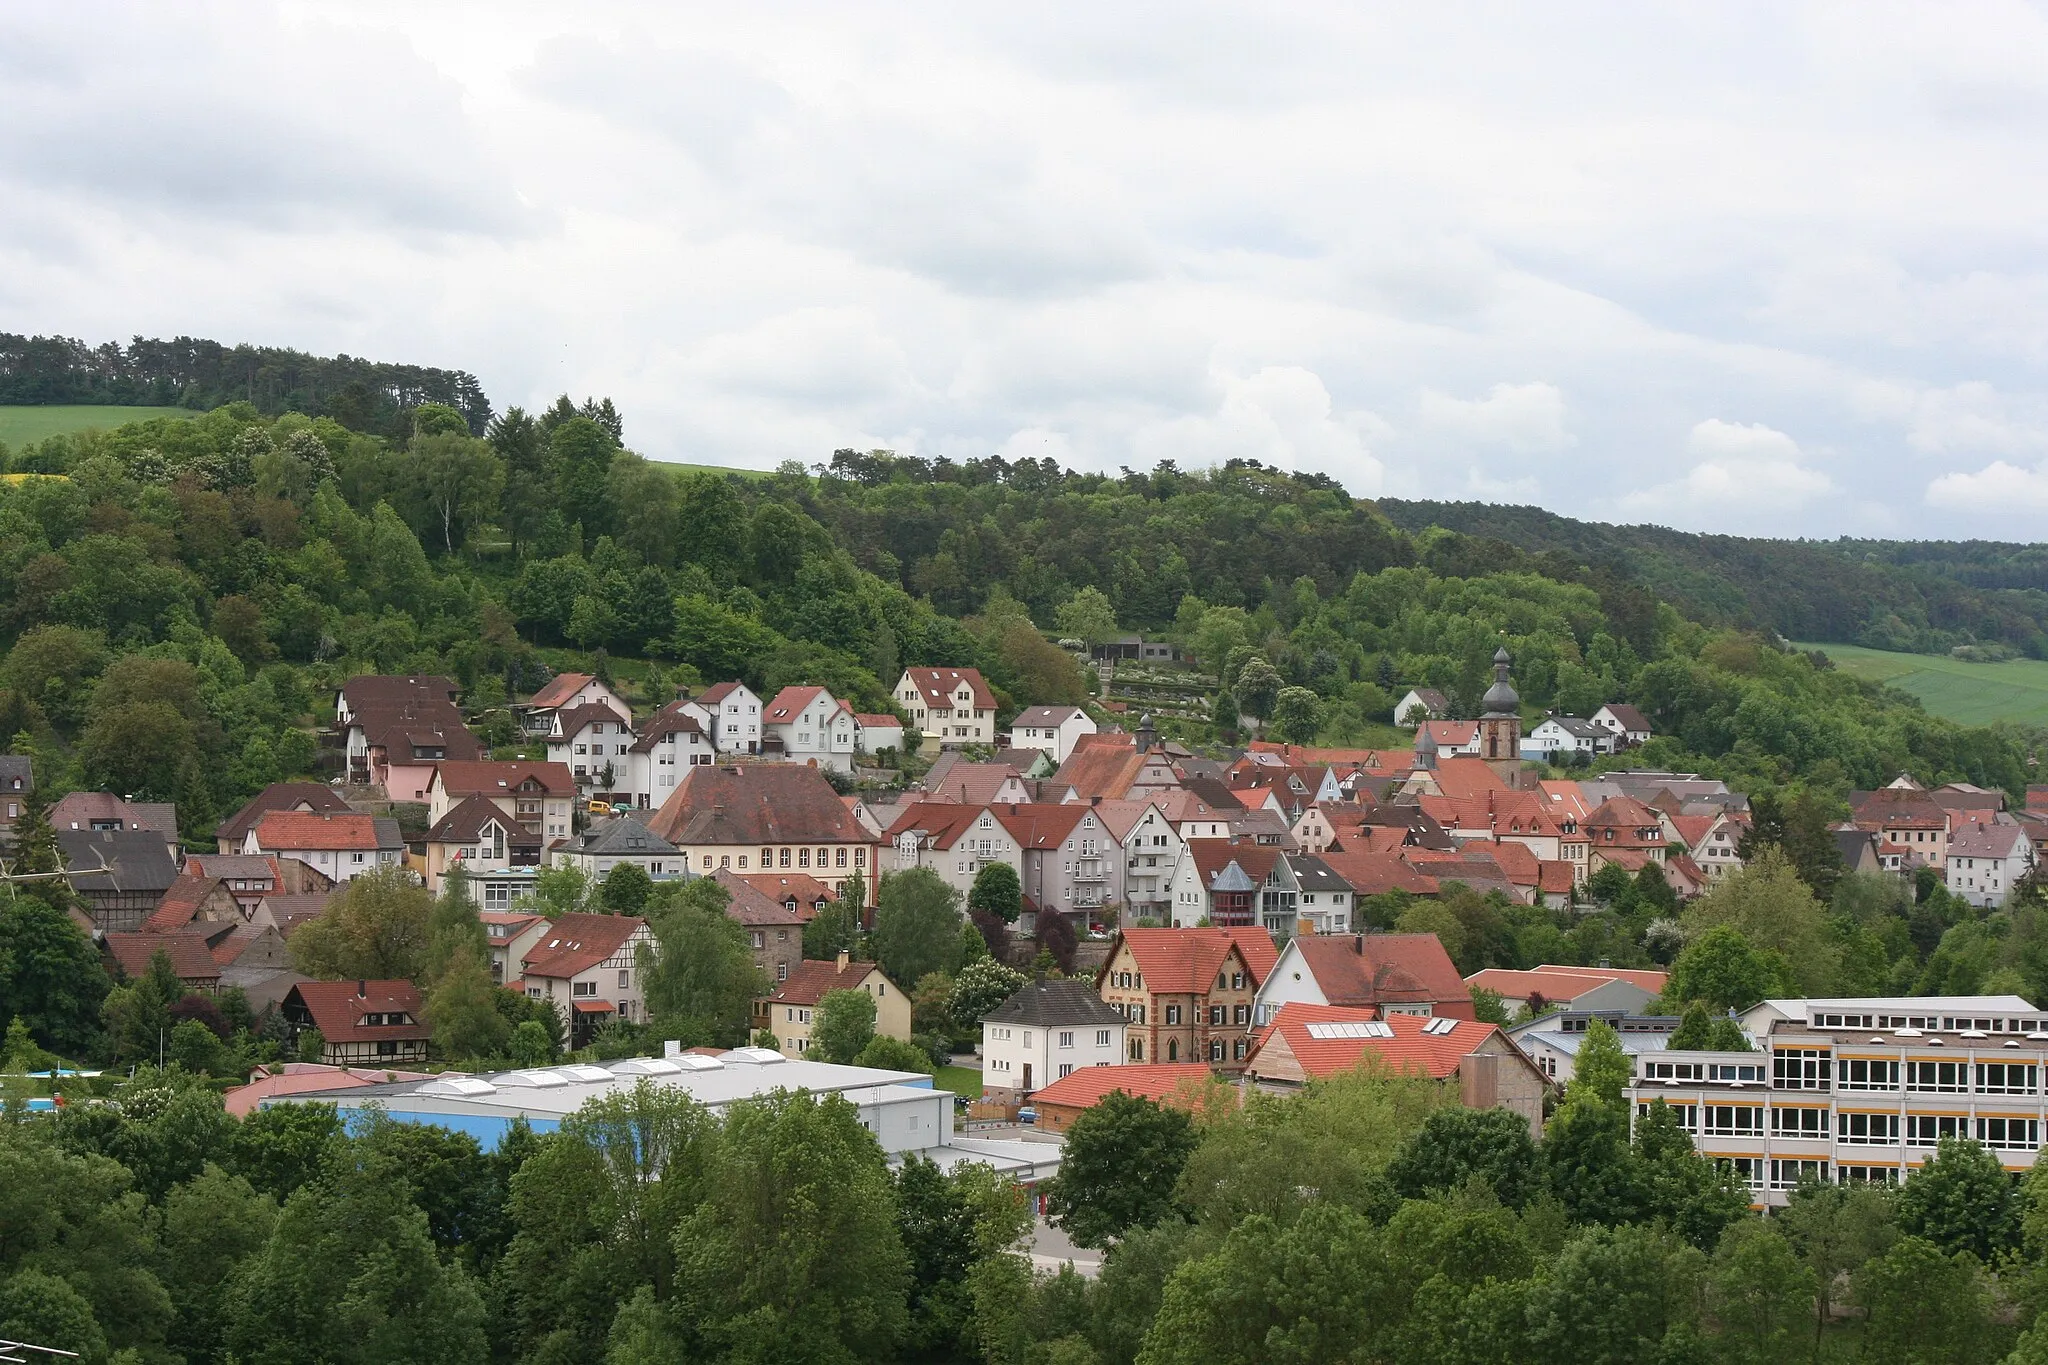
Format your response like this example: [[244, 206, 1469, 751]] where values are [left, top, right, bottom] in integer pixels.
[[7, 3, 2048, 539]]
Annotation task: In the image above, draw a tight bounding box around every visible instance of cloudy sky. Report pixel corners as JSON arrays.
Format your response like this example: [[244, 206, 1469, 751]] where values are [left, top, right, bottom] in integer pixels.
[[7, 2, 2048, 538]]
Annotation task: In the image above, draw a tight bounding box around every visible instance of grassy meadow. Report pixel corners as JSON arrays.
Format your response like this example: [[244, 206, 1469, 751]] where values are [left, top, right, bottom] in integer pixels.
[[0, 404, 199, 449], [1797, 640, 2048, 728]]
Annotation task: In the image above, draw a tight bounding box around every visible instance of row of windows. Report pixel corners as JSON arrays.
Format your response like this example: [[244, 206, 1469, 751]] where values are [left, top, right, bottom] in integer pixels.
[[690, 846, 870, 872], [1641, 1104, 2046, 1151], [1823, 1059, 2039, 1094]]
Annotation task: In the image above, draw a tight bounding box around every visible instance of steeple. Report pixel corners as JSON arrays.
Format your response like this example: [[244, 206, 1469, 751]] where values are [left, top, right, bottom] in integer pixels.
[[1413, 723, 1438, 771], [1477, 646, 1523, 784], [1482, 646, 1520, 717]]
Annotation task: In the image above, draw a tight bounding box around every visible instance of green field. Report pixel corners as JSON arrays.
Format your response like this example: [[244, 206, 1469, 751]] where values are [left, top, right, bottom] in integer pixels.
[[1796, 641, 2048, 727], [0, 404, 197, 448], [933, 1064, 983, 1099]]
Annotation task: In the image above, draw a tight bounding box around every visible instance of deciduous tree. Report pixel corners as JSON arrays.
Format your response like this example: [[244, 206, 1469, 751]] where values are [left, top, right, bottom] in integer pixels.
[[1047, 1091, 1199, 1249]]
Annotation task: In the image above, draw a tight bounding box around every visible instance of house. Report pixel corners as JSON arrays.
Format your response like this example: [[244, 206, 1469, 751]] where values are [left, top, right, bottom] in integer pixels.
[[1162, 839, 1302, 935], [520, 913, 655, 1043], [737, 872, 839, 918], [544, 702, 639, 798], [333, 675, 482, 797], [885, 803, 1023, 902], [520, 672, 629, 737], [1583, 795, 1668, 871], [1392, 688, 1449, 726], [690, 681, 764, 755], [49, 791, 179, 850], [1464, 963, 1667, 1019], [425, 761, 577, 846], [646, 763, 879, 903], [422, 794, 540, 890], [0, 754, 30, 843], [1008, 706, 1097, 764], [243, 811, 404, 883], [994, 803, 1118, 928], [1098, 799, 1185, 923], [553, 814, 682, 883], [1948, 822, 2034, 908], [621, 704, 719, 809], [762, 686, 858, 772], [215, 782, 352, 854], [282, 979, 430, 1064], [1088, 635, 1182, 664], [759, 953, 912, 1058], [1055, 733, 1183, 803], [1286, 854, 1354, 936], [1851, 787, 1952, 871], [481, 911, 551, 987], [102, 930, 222, 989], [980, 978, 1129, 1101], [145, 854, 335, 935], [1245, 1003, 1548, 1135], [895, 667, 998, 750], [714, 870, 805, 988], [854, 713, 906, 755], [1252, 932, 1472, 1026], [1027, 1063, 1217, 1133], [1523, 716, 1607, 763], [1415, 720, 1483, 756], [1098, 927, 1280, 1069], [1835, 827, 1886, 877], [1511, 1010, 1680, 1085], [1672, 810, 1747, 882], [922, 755, 1035, 805], [1591, 704, 1653, 749], [55, 827, 183, 931]]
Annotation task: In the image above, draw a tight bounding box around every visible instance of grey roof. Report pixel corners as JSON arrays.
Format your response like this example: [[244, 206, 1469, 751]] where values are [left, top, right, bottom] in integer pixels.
[[982, 978, 1126, 1028], [0, 755, 31, 790], [1598, 704, 1652, 733], [1012, 706, 1086, 727], [373, 817, 404, 851], [1951, 822, 2029, 859], [54, 828, 181, 895], [1286, 854, 1351, 894], [571, 815, 679, 857], [1541, 716, 1608, 739], [1834, 828, 1881, 869]]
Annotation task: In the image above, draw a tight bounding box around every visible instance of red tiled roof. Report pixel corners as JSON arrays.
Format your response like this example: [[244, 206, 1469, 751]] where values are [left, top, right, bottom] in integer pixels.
[[767, 956, 888, 1006], [553, 701, 631, 737], [1112, 927, 1279, 994], [104, 931, 220, 982], [1466, 967, 1630, 1001], [1538, 860, 1576, 894], [1531, 962, 1668, 991], [252, 811, 387, 851], [1315, 849, 1439, 896], [1249, 1003, 1505, 1081], [764, 685, 830, 724], [1029, 1063, 1217, 1112], [854, 713, 901, 730], [527, 672, 598, 711], [990, 802, 1093, 850], [736, 873, 838, 914], [522, 914, 647, 980], [431, 761, 576, 798], [1055, 736, 1147, 802], [901, 666, 995, 711], [884, 802, 989, 850], [1430, 757, 1510, 799], [1289, 932, 1469, 1012], [285, 980, 428, 1043], [712, 869, 807, 927], [217, 782, 351, 844], [647, 764, 870, 846]]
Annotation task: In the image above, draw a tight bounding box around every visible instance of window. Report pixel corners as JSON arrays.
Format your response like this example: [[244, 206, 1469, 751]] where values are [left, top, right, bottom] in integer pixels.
[[1701, 1104, 1764, 1136], [1838, 1112, 1900, 1144], [1906, 1114, 1966, 1146], [1208, 1006, 1224, 1026], [618, 969, 631, 990], [572, 981, 597, 997], [1772, 1107, 1829, 1137], [1773, 1049, 1831, 1090], [1838, 1058, 1899, 1091], [1209, 1039, 1224, 1062], [1129, 1038, 1144, 1060], [1059, 1031, 1074, 1048], [1233, 1038, 1246, 1060], [1770, 1159, 1829, 1189], [1978, 1063, 2039, 1095], [1096, 1029, 1111, 1047], [1839, 1165, 1900, 1185], [1165, 1005, 1182, 1025], [1978, 1116, 2040, 1150], [1058, 1064, 1073, 1079], [1907, 1060, 1968, 1093]]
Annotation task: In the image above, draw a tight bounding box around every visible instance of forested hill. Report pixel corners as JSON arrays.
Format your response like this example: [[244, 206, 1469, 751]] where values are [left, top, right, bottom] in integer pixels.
[[1378, 498, 2048, 658], [0, 332, 492, 441]]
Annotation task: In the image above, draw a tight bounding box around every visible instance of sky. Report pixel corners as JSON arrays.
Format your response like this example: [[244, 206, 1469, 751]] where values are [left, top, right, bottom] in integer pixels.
[[7, 3, 2048, 539]]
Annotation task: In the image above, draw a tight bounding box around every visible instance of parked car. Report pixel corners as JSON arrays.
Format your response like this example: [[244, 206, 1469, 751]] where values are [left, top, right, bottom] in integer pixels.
[[1017, 1106, 1038, 1125]]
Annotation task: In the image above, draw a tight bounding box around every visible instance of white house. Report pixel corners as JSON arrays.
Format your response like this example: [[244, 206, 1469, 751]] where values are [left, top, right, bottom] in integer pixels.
[[1590, 704, 1653, 749], [763, 686, 858, 772], [243, 811, 404, 883], [896, 667, 997, 750], [1286, 854, 1353, 936], [545, 704, 638, 795], [1392, 688, 1449, 726], [521, 913, 655, 1043], [553, 815, 683, 881], [1948, 822, 2034, 908], [1099, 800, 1185, 923], [1522, 716, 1606, 762], [690, 682, 763, 755], [980, 979, 1128, 1101], [884, 803, 1023, 902], [1008, 705, 1097, 764], [523, 672, 630, 736], [854, 713, 906, 755], [621, 706, 719, 808]]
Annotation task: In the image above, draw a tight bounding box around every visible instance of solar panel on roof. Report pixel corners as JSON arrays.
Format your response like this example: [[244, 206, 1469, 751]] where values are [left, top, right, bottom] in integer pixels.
[[1423, 1017, 1460, 1036], [1304, 1020, 1395, 1040]]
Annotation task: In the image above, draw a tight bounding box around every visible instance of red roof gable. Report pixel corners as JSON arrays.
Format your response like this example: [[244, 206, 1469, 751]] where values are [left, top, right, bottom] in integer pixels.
[[104, 930, 220, 982], [431, 761, 576, 798], [285, 980, 427, 1043], [768, 956, 888, 1006], [522, 914, 648, 980], [1288, 932, 1471, 1014], [527, 672, 599, 711], [1250, 1002, 1505, 1080], [252, 811, 387, 851], [1029, 1063, 1218, 1112], [1113, 927, 1278, 994], [901, 667, 995, 711]]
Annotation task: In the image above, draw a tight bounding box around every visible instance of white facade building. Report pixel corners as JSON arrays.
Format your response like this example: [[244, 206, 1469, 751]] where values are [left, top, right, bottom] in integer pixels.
[[1008, 706, 1098, 764], [980, 979, 1129, 1100], [763, 686, 858, 772], [690, 682, 763, 755]]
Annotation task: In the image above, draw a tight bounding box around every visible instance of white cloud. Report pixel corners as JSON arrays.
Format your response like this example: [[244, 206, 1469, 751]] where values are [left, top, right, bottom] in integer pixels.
[[1415, 383, 1575, 455], [1927, 460, 2048, 511], [1614, 420, 1835, 529], [1132, 366, 1386, 494], [1465, 467, 1542, 502]]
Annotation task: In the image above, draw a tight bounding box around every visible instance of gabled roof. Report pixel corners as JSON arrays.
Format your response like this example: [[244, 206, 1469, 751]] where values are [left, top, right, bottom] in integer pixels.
[[696, 680, 747, 706], [285, 980, 428, 1042], [1184, 838, 1282, 890], [1429, 757, 1509, 800], [1287, 932, 1467, 1009], [1112, 927, 1279, 993], [428, 793, 528, 845], [923, 760, 1030, 805], [0, 755, 32, 790], [885, 802, 991, 851], [1597, 703, 1652, 732], [522, 914, 648, 980], [1537, 715, 1607, 739], [1952, 823, 2030, 859], [1054, 735, 1147, 802], [1028, 1063, 1215, 1111], [990, 802, 1094, 850], [341, 675, 459, 708], [1090, 798, 1166, 842], [764, 685, 843, 724], [54, 828, 181, 895], [1584, 796, 1666, 842], [217, 782, 351, 845], [568, 815, 679, 858], [49, 791, 178, 836], [1417, 720, 1479, 747], [431, 761, 576, 798], [647, 765, 871, 846], [1286, 853, 1350, 895], [252, 811, 393, 851], [736, 873, 838, 912], [630, 705, 708, 754], [1250, 1003, 1505, 1081], [767, 956, 891, 1006], [712, 870, 807, 928], [900, 666, 995, 711], [1398, 687, 1450, 712], [527, 672, 599, 711], [553, 701, 632, 737], [1315, 849, 1439, 896], [1465, 965, 1666, 1001], [854, 713, 902, 730], [1012, 705, 1086, 728], [982, 978, 1126, 1027], [104, 930, 221, 983]]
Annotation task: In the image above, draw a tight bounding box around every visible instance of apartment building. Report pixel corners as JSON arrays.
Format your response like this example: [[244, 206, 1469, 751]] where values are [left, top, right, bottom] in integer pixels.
[[895, 667, 997, 749], [1098, 927, 1279, 1070], [1624, 993, 2048, 1207]]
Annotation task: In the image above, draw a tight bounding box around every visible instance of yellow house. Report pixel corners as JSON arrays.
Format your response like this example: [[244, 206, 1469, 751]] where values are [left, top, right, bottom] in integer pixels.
[[757, 953, 912, 1058]]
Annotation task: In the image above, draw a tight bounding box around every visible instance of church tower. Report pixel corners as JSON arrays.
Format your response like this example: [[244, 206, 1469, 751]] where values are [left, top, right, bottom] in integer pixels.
[[1478, 646, 1523, 787]]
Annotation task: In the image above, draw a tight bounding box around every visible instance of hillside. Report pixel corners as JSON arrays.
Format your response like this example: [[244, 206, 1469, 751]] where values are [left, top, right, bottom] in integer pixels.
[[0, 404, 199, 448], [1795, 640, 2048, 728], [1378, 498, 2048, 658]]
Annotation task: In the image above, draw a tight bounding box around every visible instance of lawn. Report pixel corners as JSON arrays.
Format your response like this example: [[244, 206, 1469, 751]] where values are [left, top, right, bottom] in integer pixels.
[[1795, 640, 2048, 728], [0, 404, 197, 448], [933, 1064, 983, 1099]]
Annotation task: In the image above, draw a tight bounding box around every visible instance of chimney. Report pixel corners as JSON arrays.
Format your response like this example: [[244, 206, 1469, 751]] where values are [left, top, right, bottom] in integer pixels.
[[836, 949, 851, 972], [1353, 935, 1363, 955], [356, 979, 367, 997]]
